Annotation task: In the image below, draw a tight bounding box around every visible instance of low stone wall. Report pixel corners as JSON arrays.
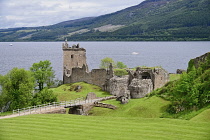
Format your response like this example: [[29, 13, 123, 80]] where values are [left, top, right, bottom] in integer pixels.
[[94, 102, 117, 110], [68, 65, 113, 88], [42, 108, 66, 114]]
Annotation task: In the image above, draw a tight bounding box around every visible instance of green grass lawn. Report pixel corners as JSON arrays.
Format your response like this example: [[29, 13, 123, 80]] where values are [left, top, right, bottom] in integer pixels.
[[169, 74, 181, 81], [51, 82, 110, 101], [89, 96, 170, 118], [0, 114, 209, 140]]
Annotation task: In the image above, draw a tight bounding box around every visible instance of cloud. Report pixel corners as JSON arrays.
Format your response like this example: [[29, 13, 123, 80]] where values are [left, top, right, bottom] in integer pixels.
[[0, 0, 145, 29]]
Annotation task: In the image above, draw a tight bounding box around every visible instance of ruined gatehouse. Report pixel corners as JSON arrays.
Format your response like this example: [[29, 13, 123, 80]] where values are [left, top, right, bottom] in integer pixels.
[[62, 40, 169, 99]]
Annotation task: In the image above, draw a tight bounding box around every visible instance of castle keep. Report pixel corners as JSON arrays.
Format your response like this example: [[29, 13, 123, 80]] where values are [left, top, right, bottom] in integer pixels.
[[62, 41, 169, 99], [63, 40, 88, 84], [62, 40, 113, 88]]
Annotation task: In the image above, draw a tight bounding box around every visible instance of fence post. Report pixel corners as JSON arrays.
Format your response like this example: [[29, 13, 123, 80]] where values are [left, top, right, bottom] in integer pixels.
[[39, 105, 41, 113], [29, 107, 31, 114], [53, 102, 56, 108], [18, 109, 20, 116], [49, 103, 51, 110], [34, 106, 36, 113], [13, 110, 14, 114]]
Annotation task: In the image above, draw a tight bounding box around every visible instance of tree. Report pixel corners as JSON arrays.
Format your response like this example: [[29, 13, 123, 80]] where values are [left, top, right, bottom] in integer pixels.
[[99, 57, 115, 69], [116, 61, 127, 69], [0, 68, 35, 110], [114, 69, 128, 76], [30, 60, 55, 91], [32, 88, 57, 105]]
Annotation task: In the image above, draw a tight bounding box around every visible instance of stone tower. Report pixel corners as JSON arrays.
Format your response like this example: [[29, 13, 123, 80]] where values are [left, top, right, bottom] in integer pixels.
[[62, 39, 88, 84]]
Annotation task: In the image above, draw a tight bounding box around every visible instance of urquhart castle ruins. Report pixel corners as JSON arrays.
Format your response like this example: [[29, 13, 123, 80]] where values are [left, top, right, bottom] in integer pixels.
[[62, 40, 169, 100]]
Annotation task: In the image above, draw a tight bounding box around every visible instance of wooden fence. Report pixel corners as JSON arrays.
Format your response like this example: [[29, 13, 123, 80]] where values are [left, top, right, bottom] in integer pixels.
[[12, 96, 116, 116]]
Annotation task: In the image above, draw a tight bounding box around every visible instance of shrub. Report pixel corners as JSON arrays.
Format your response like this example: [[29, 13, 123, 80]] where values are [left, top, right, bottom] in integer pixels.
[[114, 69, 128, 76]]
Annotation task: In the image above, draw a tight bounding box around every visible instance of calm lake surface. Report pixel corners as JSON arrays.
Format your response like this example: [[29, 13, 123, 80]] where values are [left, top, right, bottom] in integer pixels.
[[0, 41, 209, 80]]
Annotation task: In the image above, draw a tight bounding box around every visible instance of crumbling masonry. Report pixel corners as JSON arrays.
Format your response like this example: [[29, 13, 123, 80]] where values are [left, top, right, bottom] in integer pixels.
[[62, 40, 169, 99], [63, 40, 113, 88]]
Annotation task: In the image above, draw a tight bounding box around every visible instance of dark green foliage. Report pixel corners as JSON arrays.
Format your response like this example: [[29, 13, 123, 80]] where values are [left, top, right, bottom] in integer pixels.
[[32, 88, 57, 106], [187, 59, 195, 72], [151, 53, 210, 114], [0, 68, 35, 110], [0, 61, 58, 111]]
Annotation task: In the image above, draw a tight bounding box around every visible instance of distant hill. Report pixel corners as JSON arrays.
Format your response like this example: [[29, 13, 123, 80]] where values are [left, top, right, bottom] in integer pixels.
[[0, 0, 210, 41]]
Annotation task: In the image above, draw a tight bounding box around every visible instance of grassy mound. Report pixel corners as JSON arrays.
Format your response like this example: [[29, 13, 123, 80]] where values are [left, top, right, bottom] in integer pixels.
[[89, 96, 170, 118], [51, 82, 110, 101], [190, 108, 210, 122], [0, 114, 209, 140]]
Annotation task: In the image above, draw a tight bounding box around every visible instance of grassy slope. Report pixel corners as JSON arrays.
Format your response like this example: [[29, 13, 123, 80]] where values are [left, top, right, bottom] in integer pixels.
[[89, 96, 170, 118], [169, 74, 181, 81], [0, 114, 210, 140], [51, 82, 110, 101], [190, 109, 210, 122]]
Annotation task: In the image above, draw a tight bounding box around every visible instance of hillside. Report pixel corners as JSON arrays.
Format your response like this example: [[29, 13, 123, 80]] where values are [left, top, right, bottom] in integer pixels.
[[89, 96, 170, 118], [191, 109, 210, 122], [150, 52, 210, 119], [51, 82, 110, 101], [0, 0, 209, 41]]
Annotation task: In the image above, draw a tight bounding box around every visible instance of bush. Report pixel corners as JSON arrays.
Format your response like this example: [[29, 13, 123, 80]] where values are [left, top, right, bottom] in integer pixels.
[[99, 57, 115, 69], [114, 69, 128, 76], [32, 88, 57, 106], [116, 61, 127, 69]]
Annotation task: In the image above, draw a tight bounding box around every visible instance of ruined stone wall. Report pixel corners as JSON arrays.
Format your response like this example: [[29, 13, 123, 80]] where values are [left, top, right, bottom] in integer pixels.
[[90, 69, 108, 88], [69, 65, 111, 88], [126, 67, 169, 98], [109, 76, 130, 97], [153, 68, 169, 90], [128, 79, 153, 98]]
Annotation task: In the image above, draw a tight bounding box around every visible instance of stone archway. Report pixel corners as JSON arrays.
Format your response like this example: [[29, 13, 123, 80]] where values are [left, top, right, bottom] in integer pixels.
[[141, 72, 151, 79]]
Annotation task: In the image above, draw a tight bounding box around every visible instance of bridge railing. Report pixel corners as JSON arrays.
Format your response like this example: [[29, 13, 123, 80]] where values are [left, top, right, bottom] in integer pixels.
[[12, 96, 102, 116]]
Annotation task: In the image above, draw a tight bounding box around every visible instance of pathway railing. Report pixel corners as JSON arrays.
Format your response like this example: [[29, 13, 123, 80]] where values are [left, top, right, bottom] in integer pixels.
[[12, 97, 86, 116], [12, 96, 115, 116]]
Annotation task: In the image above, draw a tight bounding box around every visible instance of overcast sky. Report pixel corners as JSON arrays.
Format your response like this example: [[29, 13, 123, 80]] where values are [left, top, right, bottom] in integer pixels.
[[0, 0, 145, 29]]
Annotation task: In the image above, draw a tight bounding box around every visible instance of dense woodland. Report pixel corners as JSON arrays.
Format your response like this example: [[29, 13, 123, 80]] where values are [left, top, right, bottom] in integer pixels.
[[0, 0, 209, 41]]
